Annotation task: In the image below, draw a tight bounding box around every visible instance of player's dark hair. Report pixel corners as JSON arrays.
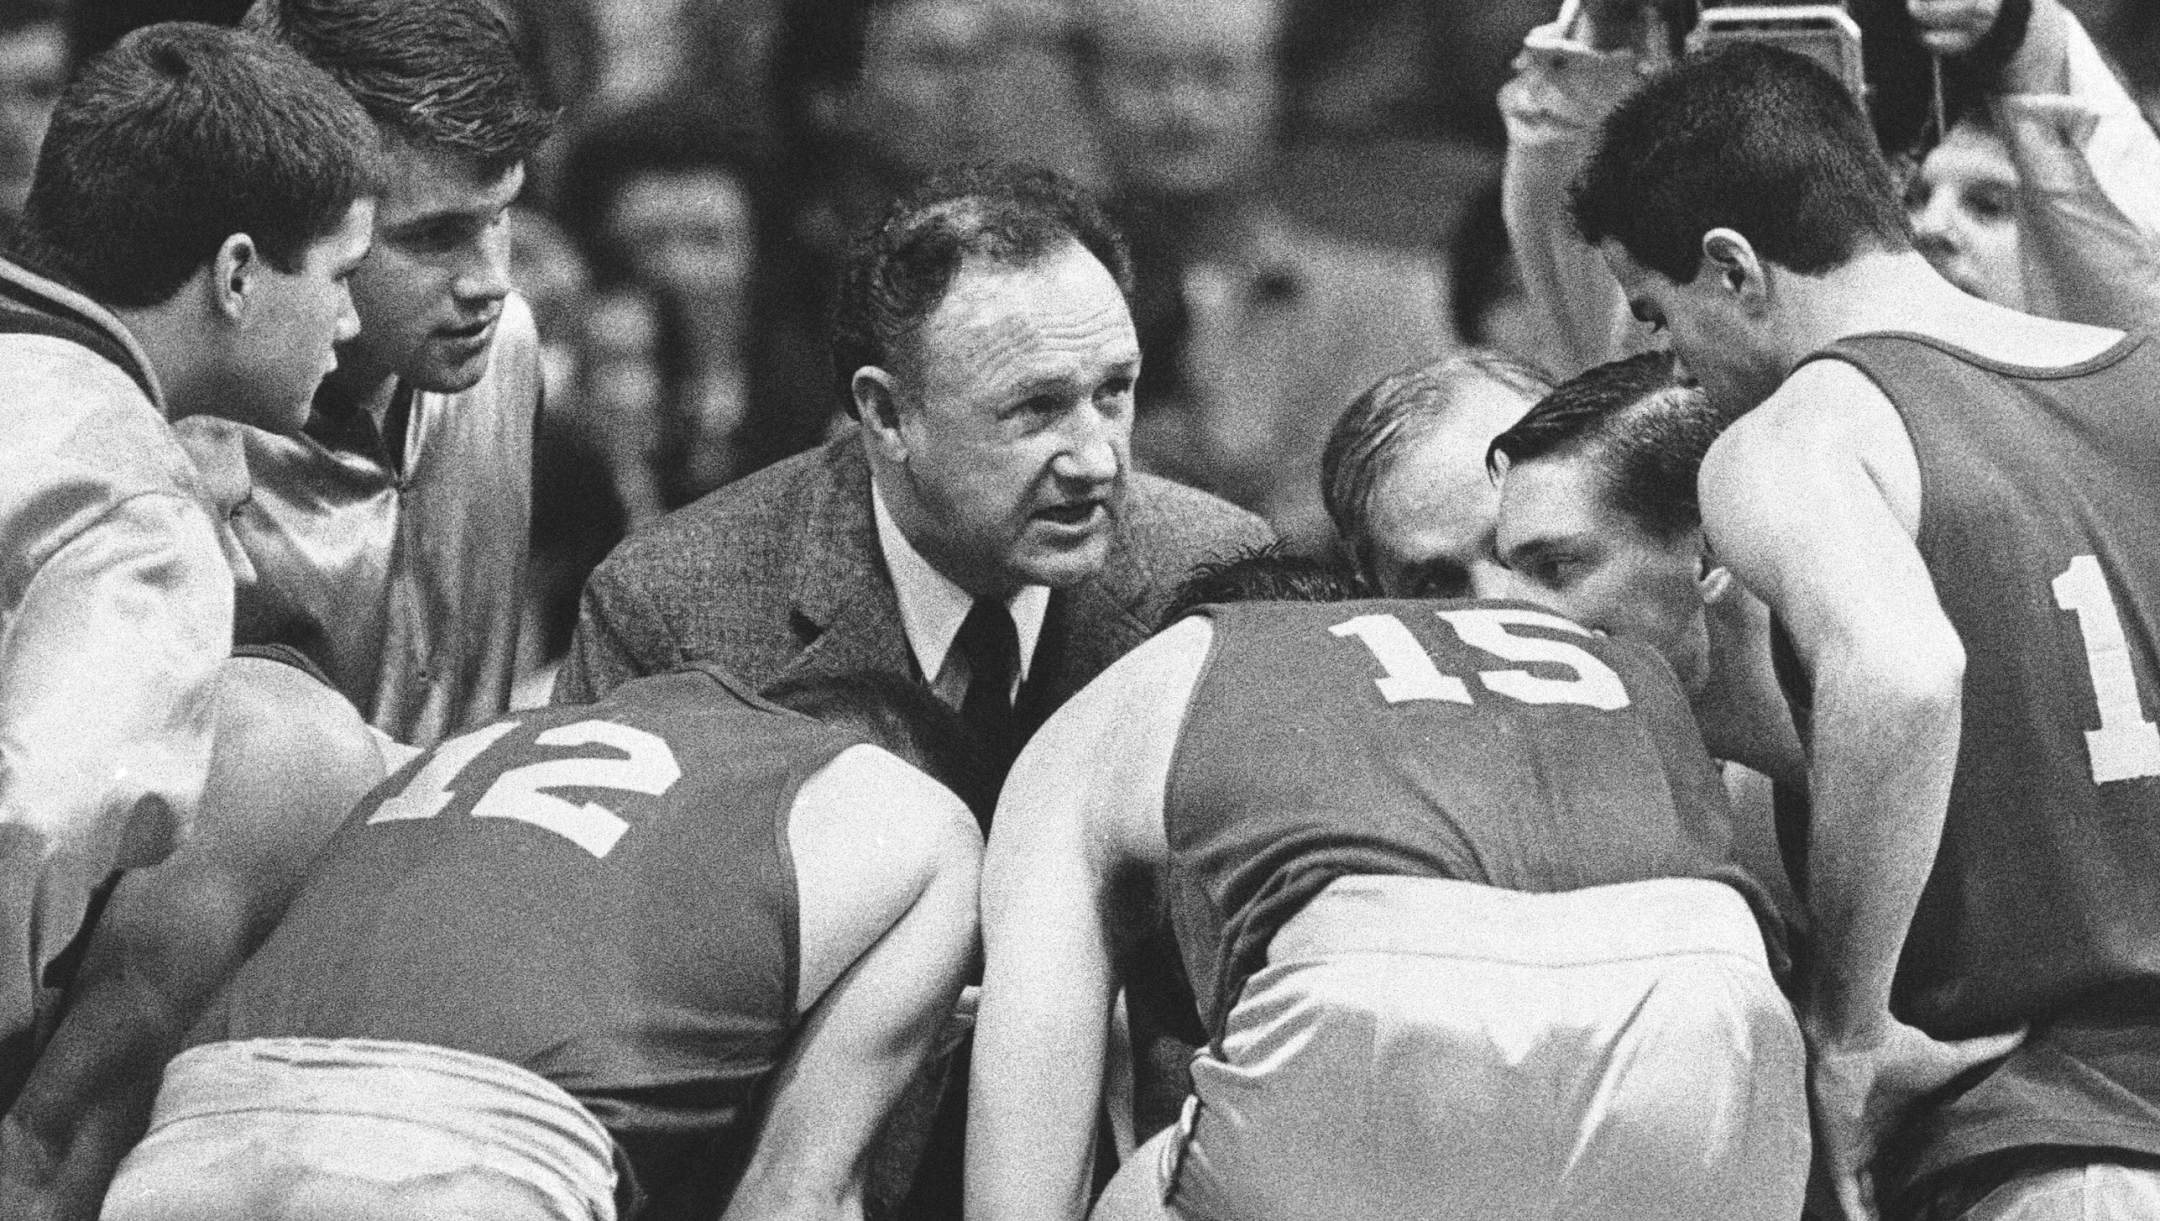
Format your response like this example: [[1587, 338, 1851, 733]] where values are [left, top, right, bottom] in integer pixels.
[[13, 22, 379, 309], [244, 0, 557, 169], [1322, 350, 1551, 581], [1571, 44, 1912, 283], [762, 672, 999, 826], [1161, 544, 1364, 629], [831, 162, 1133, 414], [1485, 351, 1739, 542]]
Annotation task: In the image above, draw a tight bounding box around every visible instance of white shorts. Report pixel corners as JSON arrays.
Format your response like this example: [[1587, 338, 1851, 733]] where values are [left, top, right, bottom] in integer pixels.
[[102, 1037, 618, 1221], [1160, 874, 1809, 1221]]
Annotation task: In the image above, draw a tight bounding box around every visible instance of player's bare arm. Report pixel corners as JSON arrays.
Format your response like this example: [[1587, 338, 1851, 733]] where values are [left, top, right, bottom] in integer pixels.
[[0, 658, 382, 1221], [1701, 359, 2018, 1220], [968, 618, 1210, 1221], [720, 745, 982, 1221]]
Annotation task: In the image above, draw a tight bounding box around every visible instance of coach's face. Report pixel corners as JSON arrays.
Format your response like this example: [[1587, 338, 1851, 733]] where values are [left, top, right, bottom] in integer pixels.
[[861, 241, 1139, 596], [1361, 379, 1535, 599]]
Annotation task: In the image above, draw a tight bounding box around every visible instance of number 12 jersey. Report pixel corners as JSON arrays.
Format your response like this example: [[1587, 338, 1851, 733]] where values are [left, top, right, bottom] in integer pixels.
[[195, 666, 864, 1214]]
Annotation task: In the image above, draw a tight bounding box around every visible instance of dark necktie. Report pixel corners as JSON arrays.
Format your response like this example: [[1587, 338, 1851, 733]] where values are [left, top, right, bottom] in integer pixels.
[[955, 596, 1021, 773]]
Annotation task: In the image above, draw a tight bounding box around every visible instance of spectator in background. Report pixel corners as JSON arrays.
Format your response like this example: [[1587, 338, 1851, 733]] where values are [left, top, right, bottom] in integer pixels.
[[775, 0, 1102, 301], [1905, 112, 2027, 309], [1451, 180, 1561, 366], [0, 0, 63, 239], [1280, 0, 1548, 147], [560, 99, 832, 514], [1321, 352, 1549, 598], [507, 206, 611, 702], [181, 0, 558, 755], [677, 0, 789, 150], [1077, 0, 1454, 556], [1502, 0, 2160, 380]]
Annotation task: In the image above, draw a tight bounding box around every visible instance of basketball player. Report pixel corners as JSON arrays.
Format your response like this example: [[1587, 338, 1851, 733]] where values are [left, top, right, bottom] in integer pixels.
[[969, 592, 1808, 1221], [0, 652, 385, 1221], [100, 668, 984, 1221], [1574, 43, 2160, 1221], [0, 16, 375, 1118]]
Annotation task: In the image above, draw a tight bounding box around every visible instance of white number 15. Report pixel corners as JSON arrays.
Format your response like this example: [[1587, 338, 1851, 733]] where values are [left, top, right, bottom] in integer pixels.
[[1330, 606, 1631, 711]]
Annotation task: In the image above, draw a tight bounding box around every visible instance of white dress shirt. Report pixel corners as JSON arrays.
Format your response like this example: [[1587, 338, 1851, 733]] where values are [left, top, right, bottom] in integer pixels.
[[872, 480, 1049, 709]]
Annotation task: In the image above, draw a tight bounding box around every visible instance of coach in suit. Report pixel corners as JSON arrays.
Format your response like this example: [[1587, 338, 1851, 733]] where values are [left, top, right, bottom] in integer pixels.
[[555, 165, 1270, 775]]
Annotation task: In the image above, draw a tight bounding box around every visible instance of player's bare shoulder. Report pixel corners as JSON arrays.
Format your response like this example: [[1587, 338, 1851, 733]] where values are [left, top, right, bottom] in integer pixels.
[[995, 615, 1216, 865], [799, 739, 984, 860], [789, 744, 981, 1013], [794, 744, 981, 893], [1704, 358, 1921, 542]]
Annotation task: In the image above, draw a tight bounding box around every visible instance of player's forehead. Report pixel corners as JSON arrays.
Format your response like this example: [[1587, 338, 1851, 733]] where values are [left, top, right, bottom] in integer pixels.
[[1597, 241, 1673, 313], [375, 140, 525, 227], [304, 198, 377, 273], [1495, 451, 1627, 555]]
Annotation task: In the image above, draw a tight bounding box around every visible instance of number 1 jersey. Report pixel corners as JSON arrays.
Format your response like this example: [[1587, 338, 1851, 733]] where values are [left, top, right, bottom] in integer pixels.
[[1164, 599, 1783, 1041], [195, 666, 863, 1214], [1810, 332, 2160, 1189]]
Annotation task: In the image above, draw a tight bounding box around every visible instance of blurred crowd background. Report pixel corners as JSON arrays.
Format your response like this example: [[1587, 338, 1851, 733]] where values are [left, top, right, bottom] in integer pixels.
[[10, 0, 2160, 681]]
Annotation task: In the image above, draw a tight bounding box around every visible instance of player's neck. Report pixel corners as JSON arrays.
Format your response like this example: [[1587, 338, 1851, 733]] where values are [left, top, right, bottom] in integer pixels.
[[1796, 251, 2121, 369], [317, 351, 402, 431]]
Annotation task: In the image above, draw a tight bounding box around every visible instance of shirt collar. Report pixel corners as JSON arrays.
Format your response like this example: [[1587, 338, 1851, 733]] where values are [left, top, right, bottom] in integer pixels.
[[872, 478, 1049, 686]]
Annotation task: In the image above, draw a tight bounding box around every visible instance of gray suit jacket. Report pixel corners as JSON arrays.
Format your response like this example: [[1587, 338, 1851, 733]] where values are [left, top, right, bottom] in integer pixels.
[[554, 431, 1273, 725]]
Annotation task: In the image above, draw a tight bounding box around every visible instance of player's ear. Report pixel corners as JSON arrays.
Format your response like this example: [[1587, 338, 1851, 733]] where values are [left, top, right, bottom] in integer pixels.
[[1698, 559, 1735, 606], [210, 232, 260, 322], [1700, 228, 1768, 313]]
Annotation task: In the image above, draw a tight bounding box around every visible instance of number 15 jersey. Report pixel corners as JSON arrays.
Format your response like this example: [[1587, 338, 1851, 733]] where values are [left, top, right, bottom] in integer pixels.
[[195, 666, 864, 1212], [1164, 599, 1783, 1041]]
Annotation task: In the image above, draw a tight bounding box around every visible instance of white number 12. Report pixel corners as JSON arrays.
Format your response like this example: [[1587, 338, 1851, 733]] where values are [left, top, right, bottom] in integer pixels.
[[2054, 555, 2160, 784], [368, 718, 683, 858]]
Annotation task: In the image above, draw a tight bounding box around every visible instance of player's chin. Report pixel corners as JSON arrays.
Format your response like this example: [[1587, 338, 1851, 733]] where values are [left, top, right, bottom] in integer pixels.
[[410, 342, 494, 394]]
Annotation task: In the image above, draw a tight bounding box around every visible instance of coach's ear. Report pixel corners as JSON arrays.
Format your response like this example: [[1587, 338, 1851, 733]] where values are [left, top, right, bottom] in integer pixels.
[[854, 365, 914, 463], [1700, 228, 1770, 314]]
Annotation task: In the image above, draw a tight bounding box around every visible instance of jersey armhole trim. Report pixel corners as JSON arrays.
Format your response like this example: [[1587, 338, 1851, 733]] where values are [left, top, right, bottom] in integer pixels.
[[1158, 615, 1226, 922], [769, 732, 862, 1023], [1789, 348, 1944, 563], [1815, 329, 2144, 380]]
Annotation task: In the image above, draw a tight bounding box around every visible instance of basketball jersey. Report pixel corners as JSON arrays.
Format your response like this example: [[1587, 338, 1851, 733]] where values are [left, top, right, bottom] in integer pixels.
[[1804, 333, 2160, 1185], [200, 666, 861, 1214], [1165, 599, 1780, 1040]]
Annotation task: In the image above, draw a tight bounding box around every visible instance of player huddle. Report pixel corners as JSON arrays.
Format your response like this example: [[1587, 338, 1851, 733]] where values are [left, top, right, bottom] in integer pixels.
[[1, 2, 2157, 1220]]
